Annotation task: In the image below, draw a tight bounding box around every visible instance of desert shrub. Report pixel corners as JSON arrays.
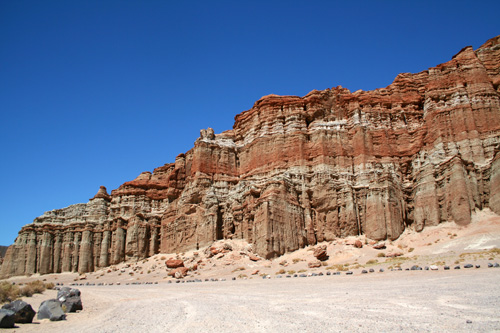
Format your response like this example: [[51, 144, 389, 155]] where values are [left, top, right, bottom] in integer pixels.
[[0, 282, 20, 303], [19, 285, 34, 297], [238, 274, 248, 279], [408, 248, 415, 253], [366, 259, 378, 265], [279, 260, 287, 266], [275, 269, 286, 275], [26, 280, 46, 294], [44, 282, 55, 290], [292, 258, 302, 264], [298, 269, 307, 273], [326, 265, 348, 271], [287, 270, 296, 275], [377, 253, 386, 258], [160, 256, 166, 261], [321, 262, 328, 266]]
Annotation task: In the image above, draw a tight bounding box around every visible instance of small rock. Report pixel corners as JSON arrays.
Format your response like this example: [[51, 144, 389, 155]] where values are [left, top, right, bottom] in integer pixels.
[[308, 260, 322, 268], [248, 254, 261, 261], [373, 242, 386, 250], [354, 240, 363, 248], [466, 320, 472, 324], [430, 265, 439, 270]]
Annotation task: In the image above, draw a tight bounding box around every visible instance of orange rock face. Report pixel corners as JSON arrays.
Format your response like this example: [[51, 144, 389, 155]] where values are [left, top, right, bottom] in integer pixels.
[[2, 36, 500, 277]]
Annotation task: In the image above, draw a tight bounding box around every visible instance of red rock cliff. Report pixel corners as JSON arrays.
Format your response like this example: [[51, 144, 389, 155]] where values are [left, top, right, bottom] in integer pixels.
[[2, 36, 500, 277]]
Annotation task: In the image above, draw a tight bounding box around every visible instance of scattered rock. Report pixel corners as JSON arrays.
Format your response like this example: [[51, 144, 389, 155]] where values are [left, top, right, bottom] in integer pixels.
[[430, 265, 439, 270], [313, 245, 329, 261], [2, 300, 35, 323], [386, 252, 403, 258], [248, 254, 261, 261], [165, 259, 184, 269], [354, 240, 363, 248], [308, 260, 322, 268], [37, 299, 66, 321], [169, 267, 189, 279], [0, 309, 15, 328], [251, 270, 259, 275], [373, 242, 386, 250]]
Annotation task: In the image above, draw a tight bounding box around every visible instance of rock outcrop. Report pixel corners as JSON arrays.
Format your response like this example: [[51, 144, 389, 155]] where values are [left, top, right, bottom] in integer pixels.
[[2, 36, 500, 277]]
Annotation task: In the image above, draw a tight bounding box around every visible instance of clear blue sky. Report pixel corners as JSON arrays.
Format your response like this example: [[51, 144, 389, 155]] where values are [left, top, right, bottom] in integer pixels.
[[1, 0, 499, 246]]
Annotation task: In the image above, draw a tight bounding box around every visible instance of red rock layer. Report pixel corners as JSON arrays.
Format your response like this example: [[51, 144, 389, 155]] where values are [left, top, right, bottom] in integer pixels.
[[2, 36, 499, 277]]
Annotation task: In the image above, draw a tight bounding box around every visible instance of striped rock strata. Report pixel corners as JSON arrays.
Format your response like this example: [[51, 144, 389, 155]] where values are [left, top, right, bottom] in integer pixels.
[[2, 36, 500, 277]]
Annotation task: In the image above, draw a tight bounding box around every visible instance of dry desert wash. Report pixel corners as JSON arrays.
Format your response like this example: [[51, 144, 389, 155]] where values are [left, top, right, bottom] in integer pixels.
[[2, 36, 500, 277]]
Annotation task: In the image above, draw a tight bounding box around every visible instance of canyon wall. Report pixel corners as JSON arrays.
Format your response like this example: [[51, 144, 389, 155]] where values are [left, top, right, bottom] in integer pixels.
[[2, 36, 500, 277]]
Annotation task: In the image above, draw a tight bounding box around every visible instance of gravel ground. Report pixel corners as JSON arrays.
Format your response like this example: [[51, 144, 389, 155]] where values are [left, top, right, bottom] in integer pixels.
[[10, 268, 500, 332]]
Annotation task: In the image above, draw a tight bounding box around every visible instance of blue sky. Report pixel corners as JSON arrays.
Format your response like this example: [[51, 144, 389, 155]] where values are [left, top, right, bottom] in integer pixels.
[[0, 0, 499, 246]]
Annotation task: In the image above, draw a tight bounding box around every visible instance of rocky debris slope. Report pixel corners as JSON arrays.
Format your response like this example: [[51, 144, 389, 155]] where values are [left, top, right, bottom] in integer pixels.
[[2, 36, 500, 278]]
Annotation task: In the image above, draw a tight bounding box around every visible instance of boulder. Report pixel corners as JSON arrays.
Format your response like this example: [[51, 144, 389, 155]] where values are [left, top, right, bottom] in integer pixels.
[[308, 260, 322, 268], [165, 259, 184, 269], [354, 240, 363, 248], [57, 286, 81, 299], [373, 242, 386, 250], [0, 309, 15, 328], [313, 245, 329, 261], [248, 254, 260, 261], [169, 267, 189, 278], [37, 299, 66, 321], [1, 300, 35, 323]]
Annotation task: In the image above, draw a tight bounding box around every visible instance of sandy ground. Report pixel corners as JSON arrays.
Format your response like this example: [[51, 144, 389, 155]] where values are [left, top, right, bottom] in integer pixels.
[[8, 269, 500, 332], [3, 209, 500, 332]]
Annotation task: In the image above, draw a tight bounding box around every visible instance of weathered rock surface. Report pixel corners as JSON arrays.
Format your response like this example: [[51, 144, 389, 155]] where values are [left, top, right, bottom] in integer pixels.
[[1, 36, 500, 277], [0, 309, 15, 328], [1, 300, 36, 324], [57, 287, 83, 313], [37, 299, 66, 321]]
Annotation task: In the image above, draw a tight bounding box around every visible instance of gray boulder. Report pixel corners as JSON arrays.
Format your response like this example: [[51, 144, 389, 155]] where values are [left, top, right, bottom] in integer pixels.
[[0, 309, 15, 328], [2, 300, 35, 323], [37, 299, 66, 321], [57, 287, 83, 313], [57, 287, 81, 299]]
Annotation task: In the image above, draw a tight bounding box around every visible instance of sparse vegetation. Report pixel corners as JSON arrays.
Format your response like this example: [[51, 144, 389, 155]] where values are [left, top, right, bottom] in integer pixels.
[[377, 253, 386, 258], [275, 269, 286, 275], [326, 264, 348, 271], [292, 258, 302, 264], [408, 248, 415, 253], [298, 269, 307, 273], [1, 280, 52, 303], [287, 270, 296, 275], [366, 259, 378, 265]]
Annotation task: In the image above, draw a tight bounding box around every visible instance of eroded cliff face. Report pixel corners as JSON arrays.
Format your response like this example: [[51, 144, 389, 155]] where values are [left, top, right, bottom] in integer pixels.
[[2, 36, 500, 277]]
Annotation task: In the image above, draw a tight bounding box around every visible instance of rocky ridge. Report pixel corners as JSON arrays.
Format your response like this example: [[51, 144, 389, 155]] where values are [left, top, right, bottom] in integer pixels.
[[1, 36, 500, 278]]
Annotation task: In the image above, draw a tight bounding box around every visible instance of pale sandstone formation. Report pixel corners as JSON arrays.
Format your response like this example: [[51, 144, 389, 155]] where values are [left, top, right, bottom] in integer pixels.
[[1, 36, 500, 277]]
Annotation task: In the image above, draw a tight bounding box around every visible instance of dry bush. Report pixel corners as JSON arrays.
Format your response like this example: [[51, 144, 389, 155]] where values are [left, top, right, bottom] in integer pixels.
[[377, 252, 386, 257], [19, 285, 34, 297], [292, 258, 302, 264], [45, 282, 55, 290], [0, 281, 19, 303], [275, 269, 286, 275], [366, 259, 378, 265], [408, 248, 415, 252], [287, 270, 296, 275], [27, 280, 46, 294]]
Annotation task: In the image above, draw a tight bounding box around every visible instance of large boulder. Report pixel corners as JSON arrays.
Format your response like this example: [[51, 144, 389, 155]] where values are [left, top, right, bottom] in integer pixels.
[[57, 286, 81, 299], [313, 245, 329, 261], [57, 287, 83, 313], [2, 300, 35, 323], [165, 258, 184, 269], [0, 309, 15, 328], [37, 299, 66, 321]]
